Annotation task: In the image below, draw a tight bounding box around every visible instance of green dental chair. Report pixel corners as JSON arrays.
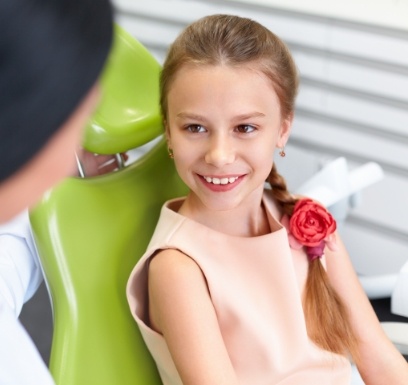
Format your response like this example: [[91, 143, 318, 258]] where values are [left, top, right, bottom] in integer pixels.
[[29, 25, 187, 385]]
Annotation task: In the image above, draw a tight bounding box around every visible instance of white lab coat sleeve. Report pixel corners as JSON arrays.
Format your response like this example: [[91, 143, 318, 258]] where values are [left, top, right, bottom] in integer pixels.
[[0, 303, 55, 385], [0, 210, 55, 385]]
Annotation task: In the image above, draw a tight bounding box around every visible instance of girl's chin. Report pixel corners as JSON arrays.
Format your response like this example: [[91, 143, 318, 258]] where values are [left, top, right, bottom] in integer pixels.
[[187, 192, 242, 213]]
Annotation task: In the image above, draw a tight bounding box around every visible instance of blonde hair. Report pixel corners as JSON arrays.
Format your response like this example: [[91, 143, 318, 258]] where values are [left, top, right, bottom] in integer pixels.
[[160, 14, 358, 361], [160, 14, 297, 121]]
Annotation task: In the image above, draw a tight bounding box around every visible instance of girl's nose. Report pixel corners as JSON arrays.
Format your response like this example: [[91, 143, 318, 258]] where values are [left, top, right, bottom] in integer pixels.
[[205, 135, 235, 167]]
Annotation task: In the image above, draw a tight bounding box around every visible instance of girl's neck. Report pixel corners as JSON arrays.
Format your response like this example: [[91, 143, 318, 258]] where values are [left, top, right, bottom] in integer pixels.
[[178, 191, 271, 237]]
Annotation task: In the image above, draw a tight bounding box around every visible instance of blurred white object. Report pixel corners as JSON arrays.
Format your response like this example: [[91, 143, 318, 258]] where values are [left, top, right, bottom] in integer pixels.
[[296, 157, 383, 222], [351, 364, 365, 385], [392, 260, 408, 318], [359, 274, 398, 300], [381, 322, 408, 355]]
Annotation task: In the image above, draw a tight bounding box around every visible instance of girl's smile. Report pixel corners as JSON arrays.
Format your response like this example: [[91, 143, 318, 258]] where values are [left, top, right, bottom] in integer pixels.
[[198, 173, 244, 192]]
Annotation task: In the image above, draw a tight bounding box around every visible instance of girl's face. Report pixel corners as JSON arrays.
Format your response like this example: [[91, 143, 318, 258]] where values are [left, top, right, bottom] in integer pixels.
[[166, 64, 292, 213]]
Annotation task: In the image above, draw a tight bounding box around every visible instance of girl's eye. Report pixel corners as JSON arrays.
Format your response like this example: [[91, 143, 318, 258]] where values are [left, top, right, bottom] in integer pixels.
[[186, 124, 206, 133], [236, 124, 256, 133]]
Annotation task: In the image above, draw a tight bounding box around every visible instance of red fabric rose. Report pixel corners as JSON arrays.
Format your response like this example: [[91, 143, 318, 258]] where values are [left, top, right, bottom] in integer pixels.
[[289, 198, 336, 247], [282, 198, 338, 262]]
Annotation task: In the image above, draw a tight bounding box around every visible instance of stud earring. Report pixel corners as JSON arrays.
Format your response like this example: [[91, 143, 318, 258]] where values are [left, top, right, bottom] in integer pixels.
[[279, 147, 286, 157], [168, 147, 174, 159]]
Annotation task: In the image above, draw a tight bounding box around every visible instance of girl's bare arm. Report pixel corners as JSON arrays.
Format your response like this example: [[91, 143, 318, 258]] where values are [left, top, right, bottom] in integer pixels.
[[148, 249, 239, 385]]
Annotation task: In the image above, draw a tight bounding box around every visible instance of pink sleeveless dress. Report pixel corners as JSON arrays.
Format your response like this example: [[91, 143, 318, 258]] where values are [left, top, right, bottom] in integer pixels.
[[127, 190, 352, 385]]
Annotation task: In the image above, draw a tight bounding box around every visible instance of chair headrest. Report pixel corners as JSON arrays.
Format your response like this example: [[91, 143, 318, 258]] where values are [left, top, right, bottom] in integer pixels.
[[83, 25, 163, 154]]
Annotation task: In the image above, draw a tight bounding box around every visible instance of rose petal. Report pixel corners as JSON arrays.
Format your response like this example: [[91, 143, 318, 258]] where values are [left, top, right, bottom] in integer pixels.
[[280, 214, 290, 230], [288, 234, 303, 249], [324, 233, 338, 252], [305, 241, 325, 261]]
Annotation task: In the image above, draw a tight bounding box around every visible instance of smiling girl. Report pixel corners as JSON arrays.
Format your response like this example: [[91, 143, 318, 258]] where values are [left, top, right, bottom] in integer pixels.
[[127, 14, 408, 385]]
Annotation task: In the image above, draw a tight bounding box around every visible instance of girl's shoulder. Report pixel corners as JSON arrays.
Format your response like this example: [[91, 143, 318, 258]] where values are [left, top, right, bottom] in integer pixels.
[[148, 248, 209, 333], [150, 248, 196, 270], [149, 248, 203, 290]]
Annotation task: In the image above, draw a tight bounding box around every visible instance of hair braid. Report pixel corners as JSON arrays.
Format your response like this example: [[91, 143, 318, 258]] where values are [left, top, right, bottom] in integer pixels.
[[304, 262, 360, 362], [268, 163, 359, 363], [266, 163, 297, 215]]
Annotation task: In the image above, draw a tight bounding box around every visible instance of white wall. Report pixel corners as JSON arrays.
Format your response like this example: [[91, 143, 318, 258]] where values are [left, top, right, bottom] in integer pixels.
[[112, 0, 408, 277]]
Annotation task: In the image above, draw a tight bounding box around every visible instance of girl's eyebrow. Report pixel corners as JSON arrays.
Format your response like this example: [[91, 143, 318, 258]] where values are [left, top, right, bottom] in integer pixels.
[[233, 112, 266, 121], [176, 112, 266, 121], [176, 112, 206, 122]]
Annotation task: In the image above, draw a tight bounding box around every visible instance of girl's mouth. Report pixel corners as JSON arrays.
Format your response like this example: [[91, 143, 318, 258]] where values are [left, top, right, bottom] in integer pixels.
[[198, 174, 243, 192], [202, 176, 239, 185]]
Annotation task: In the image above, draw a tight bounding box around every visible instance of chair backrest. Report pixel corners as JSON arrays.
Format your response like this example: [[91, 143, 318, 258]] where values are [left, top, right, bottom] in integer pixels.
[[29, 26, 187, 385]]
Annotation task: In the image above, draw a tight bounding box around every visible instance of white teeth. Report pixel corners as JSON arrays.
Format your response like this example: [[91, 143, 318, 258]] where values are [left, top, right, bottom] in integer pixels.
[[204, 176, 238, 185]]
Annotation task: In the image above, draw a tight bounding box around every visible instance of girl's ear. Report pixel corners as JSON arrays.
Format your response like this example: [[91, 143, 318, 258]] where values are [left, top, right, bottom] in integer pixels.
[[164, 120, 171, 142], [163, 120, 171, 148], [277, 113, 293, 148]]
